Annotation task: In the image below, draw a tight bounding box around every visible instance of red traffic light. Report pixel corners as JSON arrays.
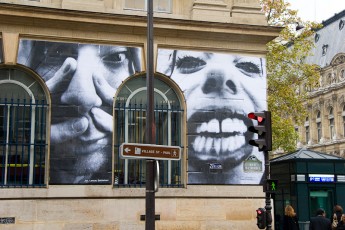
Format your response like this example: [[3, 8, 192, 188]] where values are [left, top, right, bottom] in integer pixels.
[[256, 208, 267, 229], [248, 112, 264, 122], [247, 111, 272, 152]]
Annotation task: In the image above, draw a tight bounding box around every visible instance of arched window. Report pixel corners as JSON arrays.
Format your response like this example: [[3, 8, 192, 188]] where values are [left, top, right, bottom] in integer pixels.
[[305, 117, 310, 144], [0, 67, 48, 187], [329, 108, 335, 140], [113, 74, 184, 187], [316, 111, 322, 142]]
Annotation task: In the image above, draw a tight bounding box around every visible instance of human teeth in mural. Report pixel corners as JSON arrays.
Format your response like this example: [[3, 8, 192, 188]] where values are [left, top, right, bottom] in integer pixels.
[[221, 118, 247, 133], [156, 48, 266, 184], [194, 118, 247, 156], [193, 136, 245, 157], [196, 118, 247, 134]]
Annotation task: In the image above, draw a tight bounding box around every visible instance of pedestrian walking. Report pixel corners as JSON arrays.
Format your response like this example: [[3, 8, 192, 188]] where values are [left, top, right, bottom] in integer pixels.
[[310, 208, 332, 230], [284, 205, 300, 230]]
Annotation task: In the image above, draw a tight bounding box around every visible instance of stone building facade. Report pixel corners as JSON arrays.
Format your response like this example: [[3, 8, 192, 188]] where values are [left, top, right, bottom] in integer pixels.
[[0, 0, 279, 229], [296, 10, 345, 157]]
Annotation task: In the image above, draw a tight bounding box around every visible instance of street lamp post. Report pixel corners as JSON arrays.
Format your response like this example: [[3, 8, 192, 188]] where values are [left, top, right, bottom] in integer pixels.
[[146, 0, 155, 229]]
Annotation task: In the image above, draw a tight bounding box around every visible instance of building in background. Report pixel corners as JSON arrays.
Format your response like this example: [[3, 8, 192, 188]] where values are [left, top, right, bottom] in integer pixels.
[[295, 10, 345, 157], [0, 0, 279, 229]]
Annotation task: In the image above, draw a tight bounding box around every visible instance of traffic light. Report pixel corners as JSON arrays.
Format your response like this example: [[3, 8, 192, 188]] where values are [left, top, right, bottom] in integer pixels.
[[266, 179, 278, 193], [247, 111, 272, 151], [256, 208, 267, 229]]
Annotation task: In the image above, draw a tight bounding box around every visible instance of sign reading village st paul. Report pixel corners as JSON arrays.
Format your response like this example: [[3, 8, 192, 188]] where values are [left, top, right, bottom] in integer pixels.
[[120, 143, 181, 161]]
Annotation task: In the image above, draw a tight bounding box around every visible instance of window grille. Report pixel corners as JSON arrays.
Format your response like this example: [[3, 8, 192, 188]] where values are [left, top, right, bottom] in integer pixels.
[[305, 126, 310, 144], [114, 102, 183, 187], [305, 117, 310, 144], [329, 108, 335, 140], [0, 98, 47, 187], [316, 111, 322, 142], [113, 76, 183, 188]]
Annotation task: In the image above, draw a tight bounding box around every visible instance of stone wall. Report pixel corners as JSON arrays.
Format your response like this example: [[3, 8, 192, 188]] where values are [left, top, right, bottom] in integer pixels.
[[0, 185, 266, 230]]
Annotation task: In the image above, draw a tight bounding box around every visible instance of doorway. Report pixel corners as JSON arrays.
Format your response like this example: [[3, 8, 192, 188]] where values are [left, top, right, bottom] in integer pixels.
[[309, 188, 334, 218]]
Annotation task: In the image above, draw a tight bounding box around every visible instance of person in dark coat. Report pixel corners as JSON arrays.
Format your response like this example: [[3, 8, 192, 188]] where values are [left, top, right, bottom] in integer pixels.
[[331, 205, 344, 230], [310, 208, 332, 230], [284, 205, 300, 230], [337, 214, 345, 230]]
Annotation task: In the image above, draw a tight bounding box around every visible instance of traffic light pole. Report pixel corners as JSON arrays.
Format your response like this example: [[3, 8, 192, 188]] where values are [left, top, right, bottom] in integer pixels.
[[264, 150, 272, 230], [247, 111, 273, 230]]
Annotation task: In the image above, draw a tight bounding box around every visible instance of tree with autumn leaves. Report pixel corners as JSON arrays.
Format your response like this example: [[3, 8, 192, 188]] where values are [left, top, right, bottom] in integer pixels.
[[261, 0, 322, 153]]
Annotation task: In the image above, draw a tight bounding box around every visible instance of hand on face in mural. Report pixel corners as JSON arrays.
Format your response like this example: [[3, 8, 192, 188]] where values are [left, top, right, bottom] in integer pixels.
[[158, 49, 266, 184], [47, 58, 115, 144], [18, 40, 141, 183], [46, 48, 117, 150], [46, 57, 88, 144]]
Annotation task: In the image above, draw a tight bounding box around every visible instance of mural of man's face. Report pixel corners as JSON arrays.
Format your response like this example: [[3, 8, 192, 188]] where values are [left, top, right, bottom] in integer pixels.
[[18, 40, 141, 183], [158, 49, 266, 184], [46, 45, 135, 153]]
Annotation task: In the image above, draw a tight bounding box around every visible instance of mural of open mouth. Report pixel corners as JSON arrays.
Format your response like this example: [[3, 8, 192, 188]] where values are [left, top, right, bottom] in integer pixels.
[[188, 109, 254, 161]]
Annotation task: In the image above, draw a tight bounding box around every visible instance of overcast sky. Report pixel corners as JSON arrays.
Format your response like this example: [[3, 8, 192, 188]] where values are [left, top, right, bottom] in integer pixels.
[[286, 0, 345, 22]]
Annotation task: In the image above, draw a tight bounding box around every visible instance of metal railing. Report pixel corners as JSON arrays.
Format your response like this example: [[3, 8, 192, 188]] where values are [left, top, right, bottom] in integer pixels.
[[0, 98, 48, 187], [114, 102, 184, 187]]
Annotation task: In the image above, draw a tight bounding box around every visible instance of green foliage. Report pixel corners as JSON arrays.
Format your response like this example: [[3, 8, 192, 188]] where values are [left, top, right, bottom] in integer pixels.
[[261, 0, 322, 152]]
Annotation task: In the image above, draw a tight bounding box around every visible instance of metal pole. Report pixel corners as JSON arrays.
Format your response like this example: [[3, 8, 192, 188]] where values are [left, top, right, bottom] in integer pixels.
[[146, 0, 155, 229], [264, 150, 272, 230]]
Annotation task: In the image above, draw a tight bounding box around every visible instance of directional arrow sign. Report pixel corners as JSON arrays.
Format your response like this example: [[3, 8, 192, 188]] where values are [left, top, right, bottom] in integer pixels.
[[120, 143, 181, 160]]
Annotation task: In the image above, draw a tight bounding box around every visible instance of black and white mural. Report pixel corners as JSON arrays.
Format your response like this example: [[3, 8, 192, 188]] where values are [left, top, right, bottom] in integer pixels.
[[157, 49, 266, 184], [17, 40, 142, 184], [16, 40, 265, 185]]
